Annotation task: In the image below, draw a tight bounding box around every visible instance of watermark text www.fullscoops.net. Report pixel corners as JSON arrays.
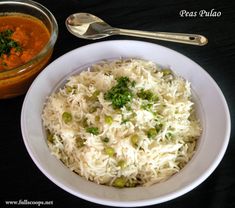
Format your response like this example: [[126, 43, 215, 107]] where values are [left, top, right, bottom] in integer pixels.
[[5, 199, 53, 206]]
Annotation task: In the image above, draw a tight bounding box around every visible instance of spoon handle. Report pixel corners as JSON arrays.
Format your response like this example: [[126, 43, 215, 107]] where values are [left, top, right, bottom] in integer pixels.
[[112, 28, 208, 46]]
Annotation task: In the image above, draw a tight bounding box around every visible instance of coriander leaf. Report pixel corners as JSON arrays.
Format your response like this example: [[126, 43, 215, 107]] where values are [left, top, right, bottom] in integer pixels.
[[137, 89, 158, 102], [86, 127, 99, 135], [0, 29, 22, 58], [104, 76, 134, 109]]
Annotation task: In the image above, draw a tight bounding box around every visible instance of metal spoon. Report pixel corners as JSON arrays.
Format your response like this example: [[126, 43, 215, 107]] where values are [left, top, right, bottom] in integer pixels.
[[66, 13, 208, 46]]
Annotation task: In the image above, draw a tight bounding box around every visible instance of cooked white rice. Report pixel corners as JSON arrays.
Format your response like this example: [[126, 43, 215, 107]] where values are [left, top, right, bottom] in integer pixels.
[[42, 59, 201, 187]]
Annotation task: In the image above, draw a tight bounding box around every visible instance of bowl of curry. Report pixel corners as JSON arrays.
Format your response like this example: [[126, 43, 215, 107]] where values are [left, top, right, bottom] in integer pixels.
[[0, 0, 58, 99]]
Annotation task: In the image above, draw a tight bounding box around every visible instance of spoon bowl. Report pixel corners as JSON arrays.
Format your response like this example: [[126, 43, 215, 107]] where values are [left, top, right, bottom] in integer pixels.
[[66, 13, 208, 46], [66, 13, 113, 40]]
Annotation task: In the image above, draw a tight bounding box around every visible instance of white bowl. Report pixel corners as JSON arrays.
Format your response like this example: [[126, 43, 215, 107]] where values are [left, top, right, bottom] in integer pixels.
[[21, 40, 230, 207]]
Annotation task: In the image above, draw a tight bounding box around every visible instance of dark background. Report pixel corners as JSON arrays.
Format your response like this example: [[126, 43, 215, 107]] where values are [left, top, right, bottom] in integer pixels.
[[1, 0, 235, 207]]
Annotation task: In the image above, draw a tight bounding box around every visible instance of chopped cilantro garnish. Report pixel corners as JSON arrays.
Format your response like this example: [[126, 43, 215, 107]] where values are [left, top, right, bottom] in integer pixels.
[[131, 80, 136, 87], [137, 89, 158, 102], [86, 127, 99, 135], [121, 118, 129, 124], [0, 29, 22, 58], [141, 102, 153, 111], [104, 76, 133, 109]]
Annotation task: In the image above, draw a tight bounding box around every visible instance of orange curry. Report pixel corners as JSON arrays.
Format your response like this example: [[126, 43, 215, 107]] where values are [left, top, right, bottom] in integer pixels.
[[0, 14, 52, 99], [0, 15, 50, 70]]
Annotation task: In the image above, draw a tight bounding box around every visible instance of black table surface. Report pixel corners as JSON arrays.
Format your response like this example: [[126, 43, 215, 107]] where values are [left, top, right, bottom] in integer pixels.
[[1, 0, 235, 207]]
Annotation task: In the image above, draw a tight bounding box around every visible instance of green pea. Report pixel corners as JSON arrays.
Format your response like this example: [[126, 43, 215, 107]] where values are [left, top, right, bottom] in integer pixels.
[[147, 128, 157, 138], [166, 132, 173, 139], [62, 112, 72, 124], [126, 180, 137, 187], [82, 118, 88, 127], [89, 106, 97, 113], [115, 109, 122, 114], [95, 115, 100, 122], [162, 69, 172, 76], [117, 160, 126, 169], [105, 115, 113, 124], [102, 137, 109, 143], [47, 131, 54, 143], [113, 177, 126, 188], [65, 86, 73, 94], [92, 90, 100, 97], [76, 137, 85, 148], [131, 134, 139, 147], [89, 90, 100, 101], [155, 123, 163, 132], [104, 146, 115, 157]]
